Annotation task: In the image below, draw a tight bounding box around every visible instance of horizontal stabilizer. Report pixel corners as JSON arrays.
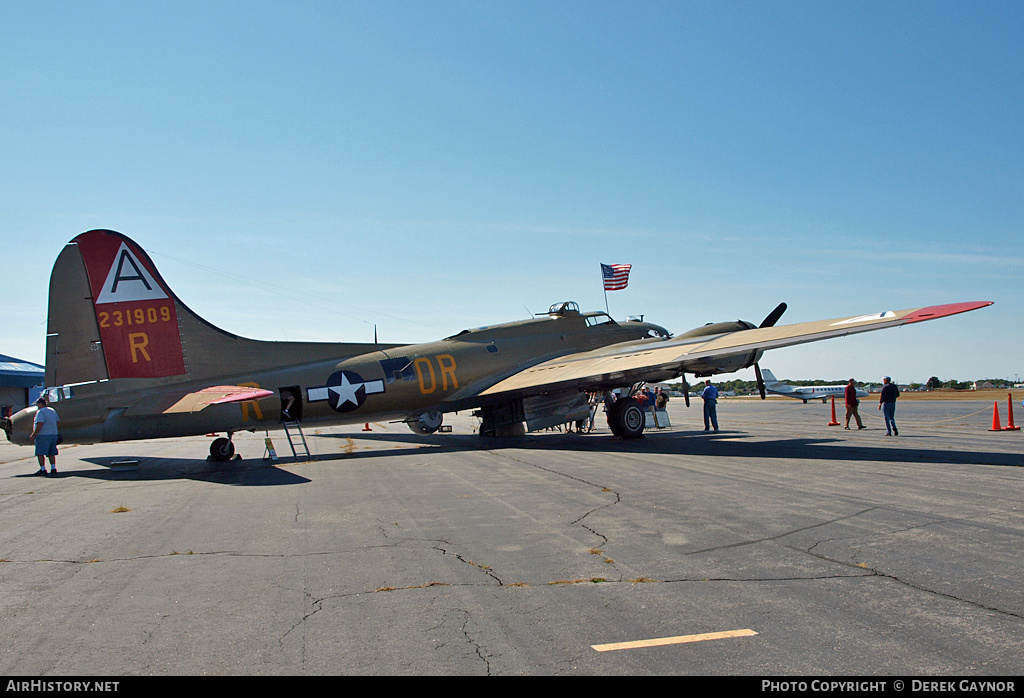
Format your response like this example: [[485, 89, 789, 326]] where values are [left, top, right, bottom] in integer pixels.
[[163, 386, 275, 414]]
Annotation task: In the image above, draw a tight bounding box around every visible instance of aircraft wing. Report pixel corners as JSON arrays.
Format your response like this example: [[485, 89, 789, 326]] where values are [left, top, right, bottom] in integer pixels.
[[479, 302, 991, 398]]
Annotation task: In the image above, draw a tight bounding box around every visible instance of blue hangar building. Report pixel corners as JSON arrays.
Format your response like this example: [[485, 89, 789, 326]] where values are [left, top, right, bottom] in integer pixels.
[[0, 355, 44, 419]]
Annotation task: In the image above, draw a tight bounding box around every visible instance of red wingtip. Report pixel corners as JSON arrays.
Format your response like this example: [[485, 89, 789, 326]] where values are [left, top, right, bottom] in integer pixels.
[[903, 301, 993, 324]]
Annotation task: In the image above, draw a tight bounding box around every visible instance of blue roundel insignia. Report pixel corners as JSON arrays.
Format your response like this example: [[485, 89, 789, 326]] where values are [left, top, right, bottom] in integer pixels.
[[324, 370, 384, 413]]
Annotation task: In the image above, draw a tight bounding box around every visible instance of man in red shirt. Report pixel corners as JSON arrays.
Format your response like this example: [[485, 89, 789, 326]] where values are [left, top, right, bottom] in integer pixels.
[[844, 378, 865, 430]]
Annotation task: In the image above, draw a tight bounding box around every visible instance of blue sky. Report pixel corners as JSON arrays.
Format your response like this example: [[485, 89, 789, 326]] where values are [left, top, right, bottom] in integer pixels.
[[2, 1, 1020, 384]]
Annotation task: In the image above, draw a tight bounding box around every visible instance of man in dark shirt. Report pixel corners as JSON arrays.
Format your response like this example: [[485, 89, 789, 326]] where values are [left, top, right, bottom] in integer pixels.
[[844, 378, 865, 430], [878, 377, 900, 436]]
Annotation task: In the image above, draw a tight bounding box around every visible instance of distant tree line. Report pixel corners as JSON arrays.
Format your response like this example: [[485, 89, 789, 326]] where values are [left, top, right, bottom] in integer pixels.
[[664, 376, 1016, 395], [925, 376, 1015, 391]]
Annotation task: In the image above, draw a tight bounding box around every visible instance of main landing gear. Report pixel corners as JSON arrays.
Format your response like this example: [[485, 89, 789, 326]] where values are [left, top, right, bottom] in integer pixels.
[[608, 397, 645, 440], [209, 435, 236, 462]]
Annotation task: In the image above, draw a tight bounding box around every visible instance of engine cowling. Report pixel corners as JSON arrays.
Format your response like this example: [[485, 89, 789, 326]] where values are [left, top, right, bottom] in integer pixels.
[[676, 303, 786, 382], [677, 320, 756, 338], [677, 320, 761, 375]]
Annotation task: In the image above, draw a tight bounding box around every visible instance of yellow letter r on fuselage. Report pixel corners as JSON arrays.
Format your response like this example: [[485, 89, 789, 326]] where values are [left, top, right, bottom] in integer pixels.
[[436, 354, 458, 391]]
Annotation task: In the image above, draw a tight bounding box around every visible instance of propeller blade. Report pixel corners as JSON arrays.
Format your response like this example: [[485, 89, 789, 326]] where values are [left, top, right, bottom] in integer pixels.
[[682, 374, 690, 407], [754, 363, 766, 400], [759, 302, 788, 328]]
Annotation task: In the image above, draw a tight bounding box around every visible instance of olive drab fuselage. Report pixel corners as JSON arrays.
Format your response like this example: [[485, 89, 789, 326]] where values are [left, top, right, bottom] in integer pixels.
[[5, 296, 668, 445]]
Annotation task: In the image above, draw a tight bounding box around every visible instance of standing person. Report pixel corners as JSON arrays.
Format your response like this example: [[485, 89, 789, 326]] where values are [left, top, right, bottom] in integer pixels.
[[29, 397, 60, 476], [844, 378, 865, 430], [878, 376, 900, 436], [700, 379, 719, 432], [655, 387, 669, 410], [586, 392, 601, 433]]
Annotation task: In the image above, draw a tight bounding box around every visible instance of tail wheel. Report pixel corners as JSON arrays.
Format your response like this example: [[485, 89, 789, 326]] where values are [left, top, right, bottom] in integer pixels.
[[210, 437, 235, 461], [609, 398, 645, 439]]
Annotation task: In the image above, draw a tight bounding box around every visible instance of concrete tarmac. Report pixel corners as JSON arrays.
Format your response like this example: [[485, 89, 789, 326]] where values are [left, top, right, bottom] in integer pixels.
[[1, 397, 1021, 676]]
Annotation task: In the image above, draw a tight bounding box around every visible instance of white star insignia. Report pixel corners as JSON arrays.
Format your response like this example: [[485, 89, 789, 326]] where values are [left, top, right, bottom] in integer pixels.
[[329, 373, 362, 407]]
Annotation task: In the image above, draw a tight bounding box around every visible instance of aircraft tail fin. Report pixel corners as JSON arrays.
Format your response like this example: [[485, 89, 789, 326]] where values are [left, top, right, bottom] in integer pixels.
[[45, 230, 383, 389], [46, 230, 182, 387], [760, 368, 780, 385]]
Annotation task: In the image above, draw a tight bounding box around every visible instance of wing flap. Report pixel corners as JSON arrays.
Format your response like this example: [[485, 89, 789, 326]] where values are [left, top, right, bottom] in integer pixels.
[[480, 302, 992, 397]]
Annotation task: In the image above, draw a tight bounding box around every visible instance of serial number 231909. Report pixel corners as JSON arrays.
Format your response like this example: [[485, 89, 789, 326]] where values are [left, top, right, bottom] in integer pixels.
[[98, 306, 173, 328]]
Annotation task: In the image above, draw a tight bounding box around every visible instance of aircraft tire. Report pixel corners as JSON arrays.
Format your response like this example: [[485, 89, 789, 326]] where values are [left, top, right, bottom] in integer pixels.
[[609, 398, 645, 439], [210, 437, 235, 461]]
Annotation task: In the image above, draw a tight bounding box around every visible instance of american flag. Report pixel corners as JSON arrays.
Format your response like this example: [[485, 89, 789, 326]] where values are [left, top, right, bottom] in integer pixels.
[[601, 263, 631, 291]]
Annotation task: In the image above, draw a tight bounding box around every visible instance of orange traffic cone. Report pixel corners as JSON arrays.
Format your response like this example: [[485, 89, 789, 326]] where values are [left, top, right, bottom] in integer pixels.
[[828, 396, 840, 426], [990, 401, 1003, 431], [362, 423, 372, 431], [1004, 393, 1020, 431]]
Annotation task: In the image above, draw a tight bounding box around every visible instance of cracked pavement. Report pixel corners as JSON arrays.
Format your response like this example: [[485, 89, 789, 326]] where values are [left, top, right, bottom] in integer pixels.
[[0, 399, 1021, 674]]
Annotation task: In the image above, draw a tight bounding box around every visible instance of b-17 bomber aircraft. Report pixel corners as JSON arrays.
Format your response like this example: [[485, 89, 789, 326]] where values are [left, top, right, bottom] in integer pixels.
[[2, 230, 992, 460]]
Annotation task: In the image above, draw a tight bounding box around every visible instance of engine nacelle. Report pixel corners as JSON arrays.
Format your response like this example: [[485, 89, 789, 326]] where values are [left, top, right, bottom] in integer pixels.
[[677, 319, 762, 376], [678, 319, 756, 338]]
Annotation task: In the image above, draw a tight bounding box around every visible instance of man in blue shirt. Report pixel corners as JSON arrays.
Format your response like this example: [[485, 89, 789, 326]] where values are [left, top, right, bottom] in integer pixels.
[[701, 380, 719, 432]]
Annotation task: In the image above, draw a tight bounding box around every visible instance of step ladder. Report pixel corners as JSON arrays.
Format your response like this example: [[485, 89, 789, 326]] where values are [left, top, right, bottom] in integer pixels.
[[282, 420, 312, 462]]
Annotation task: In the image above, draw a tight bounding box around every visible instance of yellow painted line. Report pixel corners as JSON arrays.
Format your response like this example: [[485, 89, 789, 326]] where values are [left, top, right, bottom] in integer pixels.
[[592, 628, 758, 652]]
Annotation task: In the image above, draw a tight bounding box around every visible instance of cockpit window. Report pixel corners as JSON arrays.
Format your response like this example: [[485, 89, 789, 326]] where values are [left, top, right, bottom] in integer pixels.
[[378, 357, 416, 384], [585, 314, 616, 328]]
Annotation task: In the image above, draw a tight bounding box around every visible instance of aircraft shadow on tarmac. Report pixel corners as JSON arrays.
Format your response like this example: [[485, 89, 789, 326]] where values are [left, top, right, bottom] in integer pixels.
[[43, 428, 1016, 483], [318, 429, 1022, 468], [74, 456, 312, 486]]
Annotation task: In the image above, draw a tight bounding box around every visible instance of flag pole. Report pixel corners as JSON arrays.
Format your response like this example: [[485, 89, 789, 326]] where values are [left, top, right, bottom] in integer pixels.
[[601, 264, 609, 315]]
